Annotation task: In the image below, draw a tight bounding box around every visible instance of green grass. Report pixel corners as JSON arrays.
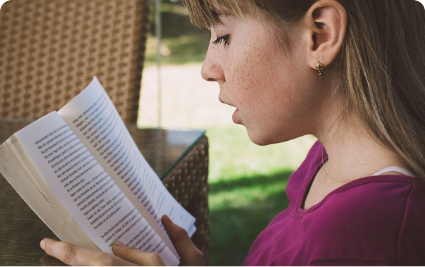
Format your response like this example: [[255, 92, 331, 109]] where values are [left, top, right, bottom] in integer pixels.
[[210, 172, 291, 265], [205, 126, 315, 265], [145, 34, 209, 66], [145, 2, 210, 66], [206, 125, 316, 183]]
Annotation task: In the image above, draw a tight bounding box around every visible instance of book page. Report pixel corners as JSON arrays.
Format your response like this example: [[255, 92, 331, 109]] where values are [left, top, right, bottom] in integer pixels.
[[0, 136, 99, 252], [15, 112, 179, 266], [58, 78, 196, 252]]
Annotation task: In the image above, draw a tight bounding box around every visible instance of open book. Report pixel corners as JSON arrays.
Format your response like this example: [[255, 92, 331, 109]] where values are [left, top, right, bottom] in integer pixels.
[[0, 77, 196, 266]]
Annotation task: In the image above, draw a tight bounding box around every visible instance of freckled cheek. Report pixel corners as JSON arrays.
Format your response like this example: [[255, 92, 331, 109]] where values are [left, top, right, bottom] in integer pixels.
[[253, 74, 295, 126], [224, 47, 292, 110], [223, 56, 247, 93], [224, 52, 260, 83]]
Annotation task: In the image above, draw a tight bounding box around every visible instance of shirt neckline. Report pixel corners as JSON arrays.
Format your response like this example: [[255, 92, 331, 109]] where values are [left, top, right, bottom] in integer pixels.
[[292, 150, 422, 218]]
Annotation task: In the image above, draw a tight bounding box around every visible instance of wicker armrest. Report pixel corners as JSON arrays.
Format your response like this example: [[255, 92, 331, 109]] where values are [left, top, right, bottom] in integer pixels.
[[162, 135, 210, 265]]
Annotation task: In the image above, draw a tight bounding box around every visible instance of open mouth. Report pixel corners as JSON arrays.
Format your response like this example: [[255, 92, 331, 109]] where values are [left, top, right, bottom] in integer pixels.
[[219, 97, 240, 124]]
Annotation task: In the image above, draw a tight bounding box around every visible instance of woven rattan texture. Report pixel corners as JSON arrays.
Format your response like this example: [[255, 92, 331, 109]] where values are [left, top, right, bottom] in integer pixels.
[[162, 135, 210, 265], [0, 176, 64, 265], [0, 0, 149, 124]]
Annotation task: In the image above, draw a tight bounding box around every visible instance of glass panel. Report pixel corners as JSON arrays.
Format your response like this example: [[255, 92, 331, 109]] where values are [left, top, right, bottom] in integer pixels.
[[127, 126, 206, 178]]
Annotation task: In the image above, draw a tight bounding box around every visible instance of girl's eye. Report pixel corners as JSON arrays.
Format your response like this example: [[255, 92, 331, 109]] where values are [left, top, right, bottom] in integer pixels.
[[212, 35, 230, 46]]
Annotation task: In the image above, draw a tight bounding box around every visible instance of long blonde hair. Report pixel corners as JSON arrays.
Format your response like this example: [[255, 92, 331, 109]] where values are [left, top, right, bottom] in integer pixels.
[[185, 0, 425, 179]]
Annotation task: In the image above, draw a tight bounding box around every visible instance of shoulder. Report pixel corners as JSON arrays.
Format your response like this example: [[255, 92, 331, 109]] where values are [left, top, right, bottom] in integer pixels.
[[394, 177, 425, 264], [324, 176, 425, 222], [306, 176, 425, 265], [313, 176, 425, 236]]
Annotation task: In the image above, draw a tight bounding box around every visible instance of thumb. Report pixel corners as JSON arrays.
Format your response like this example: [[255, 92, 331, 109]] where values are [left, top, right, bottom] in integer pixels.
[[161, 215, 205, 266], [112, 241, 166, 266]]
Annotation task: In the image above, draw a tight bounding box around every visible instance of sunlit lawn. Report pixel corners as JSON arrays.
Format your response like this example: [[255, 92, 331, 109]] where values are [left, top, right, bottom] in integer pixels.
[[206, 126, 315, 265]]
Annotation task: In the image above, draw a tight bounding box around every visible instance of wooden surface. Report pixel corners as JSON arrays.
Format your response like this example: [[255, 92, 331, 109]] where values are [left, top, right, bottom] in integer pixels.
[[0, 119, 210, 265]]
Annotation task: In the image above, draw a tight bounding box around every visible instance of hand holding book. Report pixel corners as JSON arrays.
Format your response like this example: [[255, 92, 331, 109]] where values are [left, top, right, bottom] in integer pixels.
[[0, 78, 197, 266], [39, 215, 205, 266]]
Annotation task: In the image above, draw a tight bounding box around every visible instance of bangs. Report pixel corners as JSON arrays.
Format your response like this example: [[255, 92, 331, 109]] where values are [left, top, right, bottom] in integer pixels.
[[184, 0, 247, 28]]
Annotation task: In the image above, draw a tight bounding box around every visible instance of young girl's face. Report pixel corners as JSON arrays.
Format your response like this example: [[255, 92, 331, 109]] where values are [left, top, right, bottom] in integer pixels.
[[202, 14, 327, 145]]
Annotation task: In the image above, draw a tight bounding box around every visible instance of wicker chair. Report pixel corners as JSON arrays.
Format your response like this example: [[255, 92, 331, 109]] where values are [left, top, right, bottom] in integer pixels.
[[0, 0, 209, 264]]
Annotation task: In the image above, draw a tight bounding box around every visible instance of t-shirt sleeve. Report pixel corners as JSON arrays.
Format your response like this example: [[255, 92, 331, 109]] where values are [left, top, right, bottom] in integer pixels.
[[300, 179, 425, 265], [396, 180, 425, 265]]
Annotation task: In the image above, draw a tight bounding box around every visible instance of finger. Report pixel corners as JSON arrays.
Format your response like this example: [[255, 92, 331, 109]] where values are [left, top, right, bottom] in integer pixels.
[[40, 238, 97, 266], [40, 238, 134, 266], [112, 241, 166, 265], [161, 215, 205, 265], [40, 255, 64, 266]]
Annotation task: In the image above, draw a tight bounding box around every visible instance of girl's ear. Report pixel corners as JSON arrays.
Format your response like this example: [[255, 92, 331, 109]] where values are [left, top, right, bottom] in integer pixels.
[[302, 0, 347, 70]]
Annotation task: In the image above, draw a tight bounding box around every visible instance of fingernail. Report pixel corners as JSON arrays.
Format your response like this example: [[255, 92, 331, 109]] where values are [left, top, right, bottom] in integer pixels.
[[40, 239, 46, 250], [114, 240, 126, 247]]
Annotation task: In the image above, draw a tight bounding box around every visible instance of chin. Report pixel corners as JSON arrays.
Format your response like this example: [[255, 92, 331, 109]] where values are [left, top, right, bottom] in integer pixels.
[[246, 128, 296, 146], [246, 130, 274, 146]]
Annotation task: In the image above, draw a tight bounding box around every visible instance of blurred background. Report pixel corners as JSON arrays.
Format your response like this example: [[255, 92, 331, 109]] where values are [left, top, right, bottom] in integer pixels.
[[138, 1, 316, 265]]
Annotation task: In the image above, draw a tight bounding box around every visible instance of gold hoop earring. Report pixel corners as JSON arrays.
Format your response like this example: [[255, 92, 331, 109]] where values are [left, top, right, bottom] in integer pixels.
[[316, 61, 325, 76]]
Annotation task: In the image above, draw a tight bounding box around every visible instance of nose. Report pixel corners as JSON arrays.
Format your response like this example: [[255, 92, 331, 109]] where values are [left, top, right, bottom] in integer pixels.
[[201, 43, 225, 82]]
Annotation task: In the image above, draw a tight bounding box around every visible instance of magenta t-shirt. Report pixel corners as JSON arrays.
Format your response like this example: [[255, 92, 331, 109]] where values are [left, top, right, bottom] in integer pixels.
[[243, 141, 425, 265]]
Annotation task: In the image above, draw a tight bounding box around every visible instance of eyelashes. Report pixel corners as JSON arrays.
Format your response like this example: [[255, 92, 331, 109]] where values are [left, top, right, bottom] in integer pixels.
[[212, 34, 230, 46]]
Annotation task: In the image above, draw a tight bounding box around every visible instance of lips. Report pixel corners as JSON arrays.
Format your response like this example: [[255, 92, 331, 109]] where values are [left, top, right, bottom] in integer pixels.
[[232, 109, 239, 124], [219, 97, 240, 124]]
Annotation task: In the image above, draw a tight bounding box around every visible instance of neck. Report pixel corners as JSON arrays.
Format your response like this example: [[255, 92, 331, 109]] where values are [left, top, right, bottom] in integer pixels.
[[313, 100, 405, 183]]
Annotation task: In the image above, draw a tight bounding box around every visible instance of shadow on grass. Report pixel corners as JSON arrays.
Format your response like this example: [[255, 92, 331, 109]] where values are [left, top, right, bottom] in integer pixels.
[[210, 170, 293, 193], [209, 170, 293, 266]]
